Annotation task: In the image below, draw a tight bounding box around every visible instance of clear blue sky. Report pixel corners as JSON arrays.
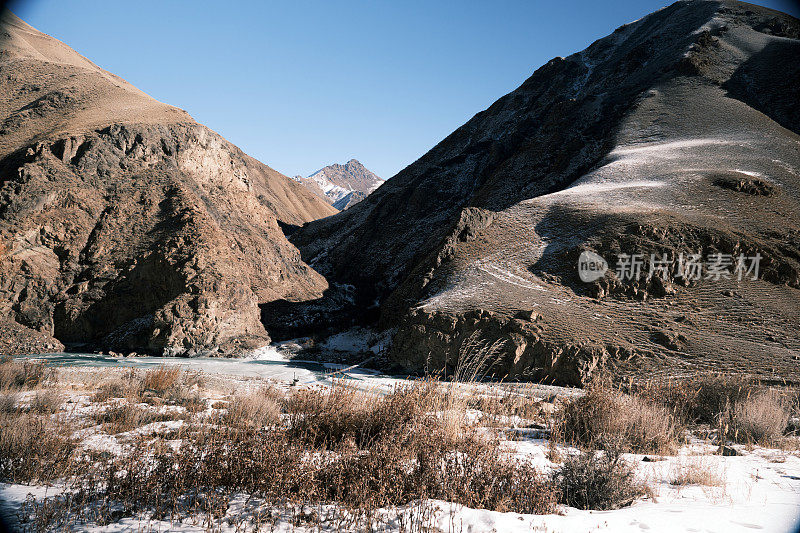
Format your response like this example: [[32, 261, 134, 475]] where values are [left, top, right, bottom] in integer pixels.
[[8, 0, 798, 179]]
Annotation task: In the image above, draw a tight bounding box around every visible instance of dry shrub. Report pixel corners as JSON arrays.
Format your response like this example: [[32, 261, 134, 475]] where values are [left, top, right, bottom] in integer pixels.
[[466, 386, 545, 425], [30, 389, 62, 414], [91, 379, 126, 402], [139, 366, 206, 412], [140, 365, 182, 394], [452, 332, 507, 382], [91, 403, 183, 434], [0, 357, 47, 390], [725, 389, 790, 445], [0, 411, 76, 483], [555, 384, 683, 454], [287, 382, 555, 513], [163, 386, 205, 413], [91, 366, 204, 412], [553, 446, 645, 510], [637, 374, 758, 424], [434, 436, 556, 513], [224, 388, 282, 428], [0, 392, 18, 414], [317, 431, 555, 514], [669, 458, 724, 486], [287, 382, 436, 448], [18, 381, 559, 530]]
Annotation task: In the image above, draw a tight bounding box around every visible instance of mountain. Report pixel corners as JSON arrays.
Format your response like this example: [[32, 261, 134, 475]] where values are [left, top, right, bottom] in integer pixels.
[[292, 159, 382, 208], [0, 12, 337, 356], [332, 191, 367, 210], [291, 1, 800, 385]]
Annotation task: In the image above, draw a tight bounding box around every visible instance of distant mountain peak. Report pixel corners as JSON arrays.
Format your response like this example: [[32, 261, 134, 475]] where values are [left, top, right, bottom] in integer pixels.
[[295, 159, 383, 209]]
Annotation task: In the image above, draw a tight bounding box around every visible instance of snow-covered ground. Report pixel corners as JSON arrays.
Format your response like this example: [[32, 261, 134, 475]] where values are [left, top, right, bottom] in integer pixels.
[[489, 440, 800, 533], [2, 354, 798, 532]]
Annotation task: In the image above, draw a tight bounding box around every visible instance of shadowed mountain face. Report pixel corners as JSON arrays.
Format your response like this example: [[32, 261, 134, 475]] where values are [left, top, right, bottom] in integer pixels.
[[0, 12, 337, 356], [292, 0, 800, 384]]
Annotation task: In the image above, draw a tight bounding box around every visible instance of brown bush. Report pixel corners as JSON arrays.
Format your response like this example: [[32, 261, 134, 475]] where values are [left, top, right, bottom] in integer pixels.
[[555, 384, 683, 454], [30, 389, 63, 414], [669, 459, 724, 486], [725, 389, 790, 445], [224, 388, 282, 428], [0, 357, 47, 390], [637, 374, 758, 424], [553, 447, 645, 510], [0, 392, 18, 414], [140, 365, 182, 394], [287, 383, 435, 448], [91, 367, 204, 412], [317, 430, 556, 514], [16, 381, 558, 530], [91, 403, 184, 434], [466, 385, 545, 425], [91, 379, 126, 402], [0, 411, 76, 483]]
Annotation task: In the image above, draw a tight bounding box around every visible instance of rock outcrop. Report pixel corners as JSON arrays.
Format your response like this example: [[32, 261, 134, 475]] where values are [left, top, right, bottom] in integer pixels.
[[0, 12, 337, 355], [292, 1, 800, 384]]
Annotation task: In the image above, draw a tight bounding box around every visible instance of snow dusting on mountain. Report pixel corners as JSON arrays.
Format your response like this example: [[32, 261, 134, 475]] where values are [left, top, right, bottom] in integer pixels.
[[293, 159, 383, 209]]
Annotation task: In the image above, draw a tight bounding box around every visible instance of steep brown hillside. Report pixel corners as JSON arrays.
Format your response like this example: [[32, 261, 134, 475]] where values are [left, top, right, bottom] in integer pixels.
[[0, 12, 337, 356], [292, 0, 800, 385]]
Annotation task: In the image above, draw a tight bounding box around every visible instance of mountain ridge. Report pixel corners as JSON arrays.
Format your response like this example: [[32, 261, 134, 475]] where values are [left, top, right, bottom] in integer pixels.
[[290, 0, 800, 384]]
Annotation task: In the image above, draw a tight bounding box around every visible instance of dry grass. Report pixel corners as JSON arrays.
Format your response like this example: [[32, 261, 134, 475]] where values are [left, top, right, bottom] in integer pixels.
[[286, 382, 438, 448], [14, 368, 760, 529], [636, 374, 759, 425], [452, 331, 507, 382], [669, 458, 725, 487], [0, 391, 18, 414], [555, 383, 684, 454], [0, 356, 48, 391], [90, 366, 205, 413], [90, 403, 185, 434], [224, 387, 282, 428], [9, 379, 564, 530], [140, 365, 182, 393], [724, 389, 790, 445], [636, 374, 798, 449], [466, 386, 548, 426], [90, 379, 126, 402], [30, 389, 63, 414], [0, 411, 76, 483]]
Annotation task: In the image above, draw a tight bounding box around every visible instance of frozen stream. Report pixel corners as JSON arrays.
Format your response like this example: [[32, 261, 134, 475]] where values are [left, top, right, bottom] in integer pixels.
[[12, 346, 581, 398], [13, 346, 404, 392]]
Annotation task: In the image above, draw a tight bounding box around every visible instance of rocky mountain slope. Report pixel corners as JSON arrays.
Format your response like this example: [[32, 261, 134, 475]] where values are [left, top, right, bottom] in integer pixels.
[[0, 12, 337, 356], [332, 190, 367, 211], [293, 159, 382, 208], [291, 0, 800, 384]]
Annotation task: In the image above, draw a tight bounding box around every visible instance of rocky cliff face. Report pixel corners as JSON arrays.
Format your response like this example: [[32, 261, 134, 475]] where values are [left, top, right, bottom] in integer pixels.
[[0, 12, 337, 356], [293, 159, 382, 208], [292, 1, 800, 384]]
